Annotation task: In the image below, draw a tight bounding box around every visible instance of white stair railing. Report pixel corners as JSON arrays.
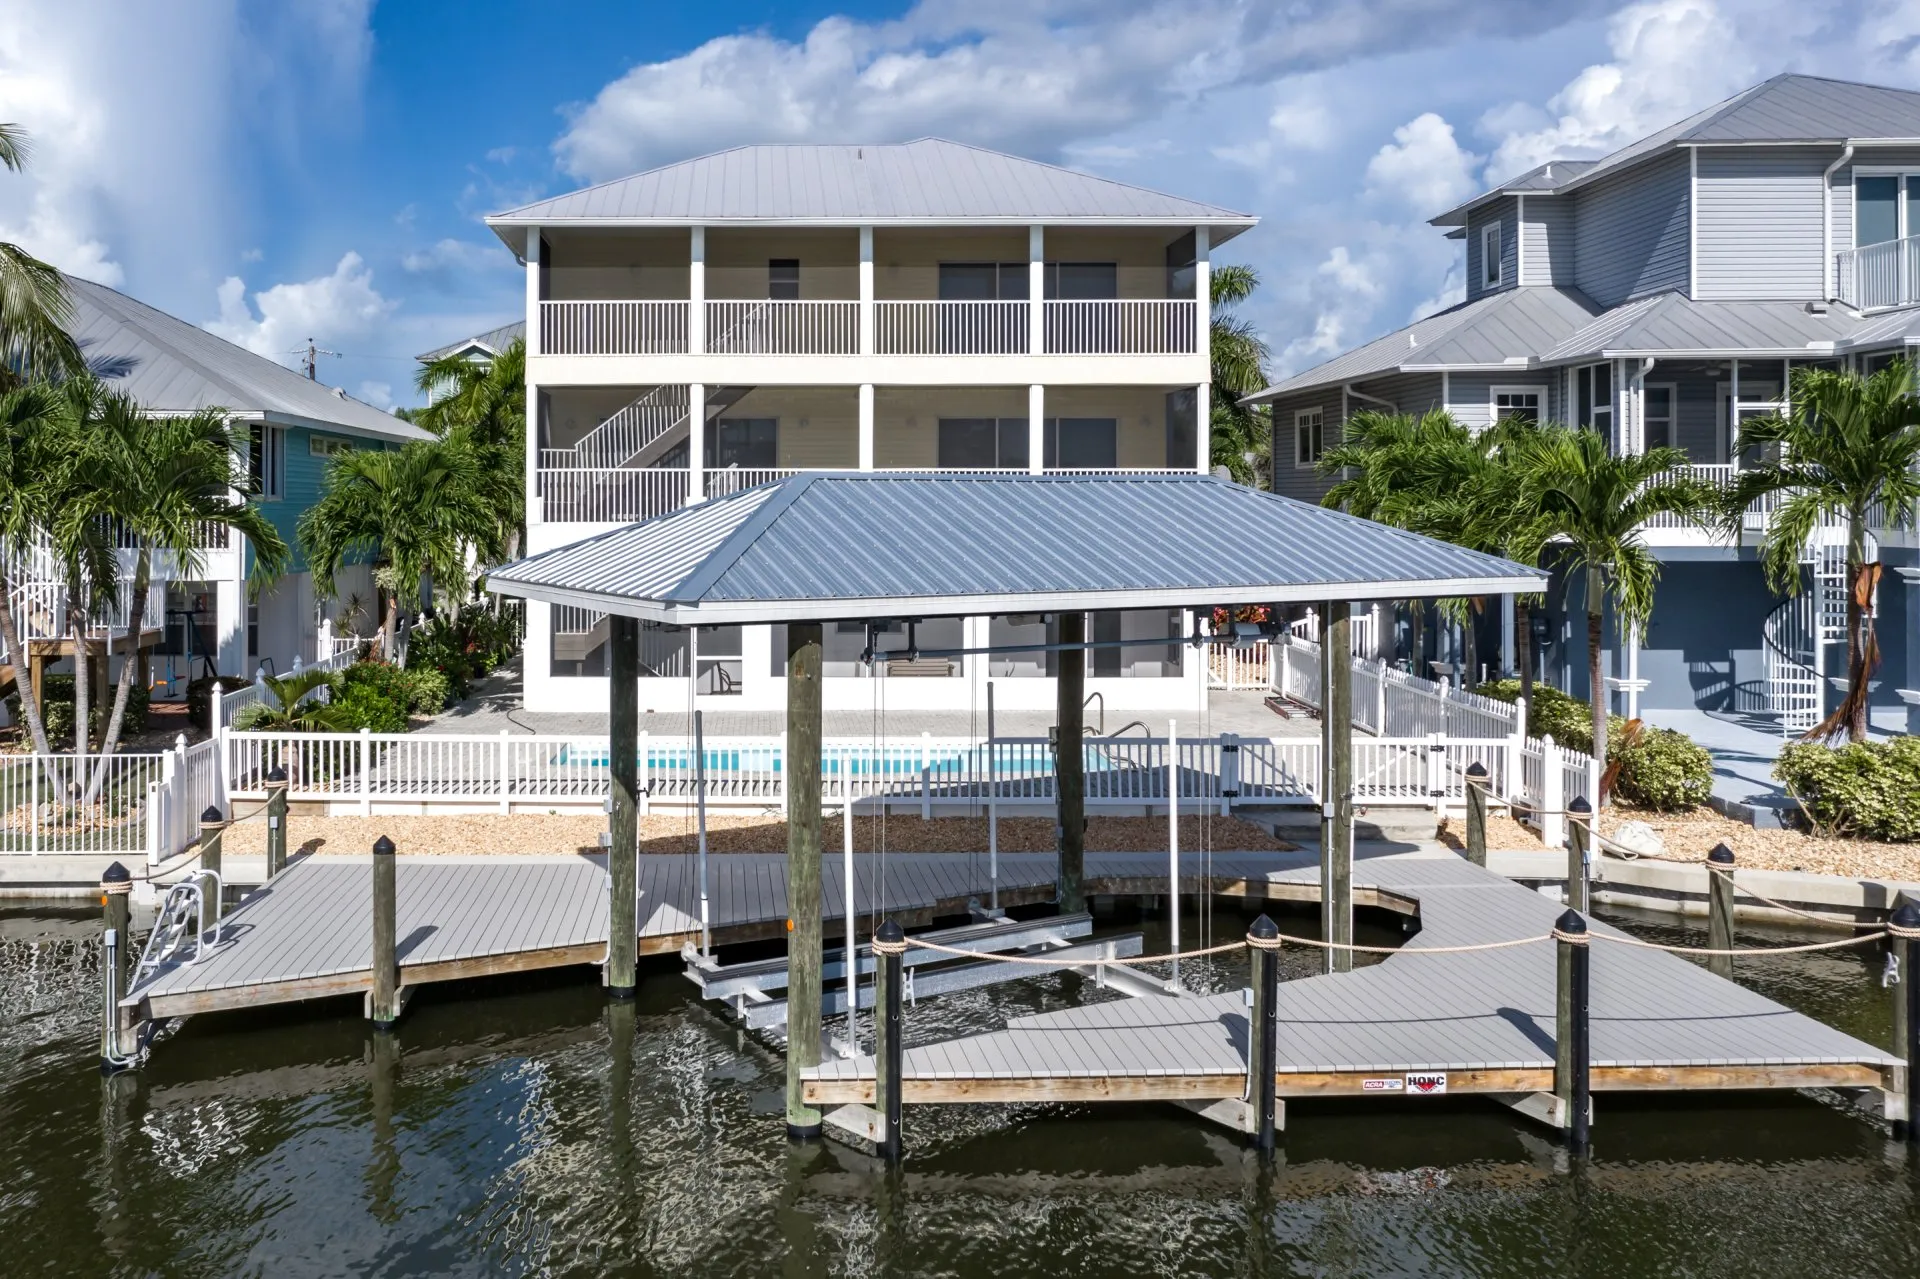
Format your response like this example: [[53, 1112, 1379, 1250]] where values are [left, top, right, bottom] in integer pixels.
[[570, 385, 689, 469]]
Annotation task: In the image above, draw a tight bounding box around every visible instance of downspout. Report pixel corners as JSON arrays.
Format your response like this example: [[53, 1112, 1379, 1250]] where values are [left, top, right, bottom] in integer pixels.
[[1344, 383, 1397, 413], [1824, 143, 1855, 303]]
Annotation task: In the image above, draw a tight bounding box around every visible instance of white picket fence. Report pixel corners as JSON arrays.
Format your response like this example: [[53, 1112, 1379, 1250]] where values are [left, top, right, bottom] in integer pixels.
[[0, 732, 227, 864], [215, 645, 362, 731]]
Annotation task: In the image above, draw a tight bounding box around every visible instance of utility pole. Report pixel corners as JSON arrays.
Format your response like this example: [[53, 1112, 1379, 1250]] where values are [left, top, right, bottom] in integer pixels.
[[301, 338, 341, 381]]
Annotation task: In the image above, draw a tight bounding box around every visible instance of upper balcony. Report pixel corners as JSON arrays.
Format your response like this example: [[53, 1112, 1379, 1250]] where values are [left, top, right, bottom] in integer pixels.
[[1835, 235, 1920, 311], [531, 226, 1205, 362]]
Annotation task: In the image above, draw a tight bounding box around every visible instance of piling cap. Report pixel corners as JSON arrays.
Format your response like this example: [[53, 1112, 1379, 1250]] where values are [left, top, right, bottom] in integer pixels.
[[200, 805, 224, 825], [1892, 901, 1920, 937], [1465, 761, 1488, 781], [875, 919, 905, 944], [1567, 795, 1592, 814], [372, 835, 396, 857], [100, 861, 132, 889], [1707, 842, 1736, 865], [266, 765, 288, 785], [1246, 914, 1281, 949], [1553, 908, 1588, 938]]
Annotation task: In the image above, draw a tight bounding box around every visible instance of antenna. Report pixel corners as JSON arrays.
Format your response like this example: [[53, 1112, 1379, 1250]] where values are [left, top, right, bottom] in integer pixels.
[[300, 338, 342, 381]]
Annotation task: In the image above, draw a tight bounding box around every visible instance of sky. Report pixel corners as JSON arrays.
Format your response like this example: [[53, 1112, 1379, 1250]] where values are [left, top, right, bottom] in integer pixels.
[[3, 0, 1920, 413]]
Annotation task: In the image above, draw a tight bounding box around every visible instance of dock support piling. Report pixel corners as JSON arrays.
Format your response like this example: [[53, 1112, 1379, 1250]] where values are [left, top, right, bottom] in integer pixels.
[[1554, 909, 1591, 1156], [99, 862, 133, 1072], [199, 807, 227, 918], [264, 766, 288, 878], [1464, 762, 1489, 868], [606, 616, 640, 997], [1894, 902, 1920, 1142], [873, 919, 906, 1162], [1321, 601, 1353, 974], [1056, 611, 1086, 912], [1707, 843, 1736, 980], [1247, 915, 1280, 1152], [1565, 795, 1592, 914], [786, 622, 825, 1140], [369, 835, 401, 1029]]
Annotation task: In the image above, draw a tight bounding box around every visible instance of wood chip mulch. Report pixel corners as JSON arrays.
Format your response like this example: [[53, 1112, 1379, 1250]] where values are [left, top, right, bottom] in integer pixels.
[[224, 812, 1296, 858], [1438, 805, 1920, 881]]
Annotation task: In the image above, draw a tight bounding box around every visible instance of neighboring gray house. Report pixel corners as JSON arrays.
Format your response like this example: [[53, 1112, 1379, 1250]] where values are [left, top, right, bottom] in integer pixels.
[[417, 319, 525, 365], [1247, 73, 1920, 734]]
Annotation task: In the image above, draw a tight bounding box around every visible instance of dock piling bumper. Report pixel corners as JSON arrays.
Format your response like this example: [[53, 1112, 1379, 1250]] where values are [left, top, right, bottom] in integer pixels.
[[1554, 909, 1591, 1157], [1247, 915, 1280, 1152], [1893, 902, 1920, 1142], [1463, 763, 1489, 868], [1707, 844, 1736, 980], [369, 835, 401, 1030], [99, 862, 135, 1072], [264, 767, 288, 877], [1565, 797, 1591, 914], [873, 920, 906, 1163]]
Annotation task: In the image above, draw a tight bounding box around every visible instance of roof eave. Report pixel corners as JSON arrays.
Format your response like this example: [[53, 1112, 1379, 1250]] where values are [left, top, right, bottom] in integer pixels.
[[485, 213, 1258, 234]]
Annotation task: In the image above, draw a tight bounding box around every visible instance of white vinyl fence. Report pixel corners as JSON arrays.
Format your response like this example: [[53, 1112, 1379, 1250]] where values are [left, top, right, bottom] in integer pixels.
[[215, 645, 361, 730]]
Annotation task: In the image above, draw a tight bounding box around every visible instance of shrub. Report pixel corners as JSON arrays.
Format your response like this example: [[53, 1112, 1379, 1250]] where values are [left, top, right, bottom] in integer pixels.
[[399, 667, 450, 716], [16, 675, 150, 746], [1479, 679, 1713, 811], [1775, 738, 1920, 841], [327, 678, 409, 733]]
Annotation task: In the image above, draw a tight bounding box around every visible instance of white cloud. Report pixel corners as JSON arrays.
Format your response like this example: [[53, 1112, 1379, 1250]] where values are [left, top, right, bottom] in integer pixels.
[[357, 381, 394, 410], [207, 252, 395, 359], [1268, 97, 1337, 151], [401, 238, 512, 276], [1365, 112, 1481, 212]]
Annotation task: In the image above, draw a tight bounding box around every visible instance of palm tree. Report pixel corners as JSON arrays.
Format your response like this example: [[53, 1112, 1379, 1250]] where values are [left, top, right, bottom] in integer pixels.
[[232, 667, 351, 732], [0, 124, 83, 386], [1724, 362, 1920, 742], [299, 437, 493, 662], [79, 395, 289, 800], [1210, 265, 1270, 484], [1508, 426, 1718, 789], [413, 337, 525, 562], [0, 382, 67, 757]]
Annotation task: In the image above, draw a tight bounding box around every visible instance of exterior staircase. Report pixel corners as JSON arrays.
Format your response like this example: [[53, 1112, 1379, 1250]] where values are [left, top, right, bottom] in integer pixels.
[[1762, 533, 1871, 736]]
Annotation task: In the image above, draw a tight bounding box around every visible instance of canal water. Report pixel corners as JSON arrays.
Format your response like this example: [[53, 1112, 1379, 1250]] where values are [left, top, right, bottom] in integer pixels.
[[4, 898, 1919, 1278]]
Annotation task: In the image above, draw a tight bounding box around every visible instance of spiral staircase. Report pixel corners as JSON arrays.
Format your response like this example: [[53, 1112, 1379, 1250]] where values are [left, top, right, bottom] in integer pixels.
[[1761, 535, 1863, 736]]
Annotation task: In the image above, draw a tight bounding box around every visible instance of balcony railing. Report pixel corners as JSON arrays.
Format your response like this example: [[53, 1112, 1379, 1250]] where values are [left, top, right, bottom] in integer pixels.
[[1835, 236, 1920, 310], [1638, 463, 1897, 536], [706, 301, 858, 355], [540, 301, 689, 355], [1044, 299, 1197, 354], [875, 301, 1028, 354]]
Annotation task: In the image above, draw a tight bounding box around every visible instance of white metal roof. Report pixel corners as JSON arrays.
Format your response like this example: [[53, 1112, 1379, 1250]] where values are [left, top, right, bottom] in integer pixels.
[[69, 279, 425, 442], [486, 138, 1256, 255]]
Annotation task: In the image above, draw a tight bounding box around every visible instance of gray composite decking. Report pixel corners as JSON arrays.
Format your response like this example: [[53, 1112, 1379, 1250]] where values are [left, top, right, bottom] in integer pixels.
[[805, 851, 1900, 1097]]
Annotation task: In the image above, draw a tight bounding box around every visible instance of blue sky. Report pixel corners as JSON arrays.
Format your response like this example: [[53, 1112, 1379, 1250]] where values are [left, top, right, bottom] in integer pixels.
[[4, 0, 1919, 411]]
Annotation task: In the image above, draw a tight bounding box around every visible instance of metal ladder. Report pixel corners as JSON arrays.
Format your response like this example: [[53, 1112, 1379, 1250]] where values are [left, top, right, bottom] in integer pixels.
[[129, 871, 224, 989]]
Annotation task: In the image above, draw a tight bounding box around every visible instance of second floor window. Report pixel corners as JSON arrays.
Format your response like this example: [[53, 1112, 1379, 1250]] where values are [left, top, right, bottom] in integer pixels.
[[768, 259, 800, 300], [1481, 223, 1503, 289], [1295, 408, 1324, 467], [249, 425, 284, 500]]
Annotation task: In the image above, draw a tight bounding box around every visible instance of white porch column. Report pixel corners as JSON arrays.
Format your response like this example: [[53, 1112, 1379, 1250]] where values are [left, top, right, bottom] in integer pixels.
[[524, 225, 541, 356], [689, 226, 706, 355], [1028, 384, 1044, 473], [1194, 225, 1211, 357], [858, 383, 875, 470], [1028, 225, 1045, 355], [1194, 382, 1210, 473], [217, 536, 247, 676], [1625, 629, 1643, 720], [687, 382, 706, 505], [525, 230, 543, 529], [858, 225, 875, 356], [1500, 594, 1516, 676]]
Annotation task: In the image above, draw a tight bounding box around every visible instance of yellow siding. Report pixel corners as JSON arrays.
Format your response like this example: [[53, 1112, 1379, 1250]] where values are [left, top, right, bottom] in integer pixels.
[[705, 228, 858, 299], [545, 229, 689, 301]]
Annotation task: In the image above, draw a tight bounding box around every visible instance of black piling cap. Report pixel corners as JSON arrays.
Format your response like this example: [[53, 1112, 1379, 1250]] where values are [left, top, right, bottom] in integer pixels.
[[1465, 761, 1489, 780], [1568, 795, 1592, 814], [100, 861, 131, 886], [1708, 842, 1736, 865], [201, 805, 223, 825], [1554, 908, 1588, 936], [266, 765, 288, 784], [875, 919, 905, 945], [372, 835, 396, 857], [1248, 914, 1278, 941], [1894, 901, 1920, 931]]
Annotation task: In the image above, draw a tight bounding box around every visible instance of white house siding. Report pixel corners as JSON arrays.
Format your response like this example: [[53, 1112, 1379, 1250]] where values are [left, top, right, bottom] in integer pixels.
[[1694, 146, 1829, 300], [1519, 196, 1575, 286], [1466, 198, 1518, 301], [1571, 150, 1691, 307], [1447, 374, 1553, 432]]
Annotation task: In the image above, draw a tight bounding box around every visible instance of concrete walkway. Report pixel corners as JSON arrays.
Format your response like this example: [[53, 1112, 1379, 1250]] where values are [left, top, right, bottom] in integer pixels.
[[1640, 705, 1907, 826]]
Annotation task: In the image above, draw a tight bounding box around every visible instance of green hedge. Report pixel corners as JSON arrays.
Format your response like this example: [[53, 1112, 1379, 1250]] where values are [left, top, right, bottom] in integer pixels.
[[329, 661, 446, 731], [8, 675, 150, 746], [1478, 679, 1714, 811], [1775, 738, 1920, 841]]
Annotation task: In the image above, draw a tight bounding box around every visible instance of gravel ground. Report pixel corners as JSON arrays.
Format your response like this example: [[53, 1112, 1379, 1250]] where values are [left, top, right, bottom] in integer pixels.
[[1439, 806, 1920, 880], [225, 812, 1295, 858]]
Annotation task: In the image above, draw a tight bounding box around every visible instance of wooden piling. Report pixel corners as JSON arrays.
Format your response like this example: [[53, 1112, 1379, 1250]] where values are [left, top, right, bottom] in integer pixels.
[[606, 616, 640, 997], [99, 861, 132, 1071], [1321, 601, 1353, 975], [1565, 795, 1592, 914], [1554, 908, 1590, 1156], [264, 766, 288, 877], [1894, 901, 1920, 1143], [1707, 843, 1736, 981], [1056, 610, 1086, 912], [1463, 762, 1489, 868], [873, 919, 906, 1163], [198, 806, 226, 921], [1247, 914, 1280, 1152], [369, 835, 400, 1029], [786, 621, 825, 1140]]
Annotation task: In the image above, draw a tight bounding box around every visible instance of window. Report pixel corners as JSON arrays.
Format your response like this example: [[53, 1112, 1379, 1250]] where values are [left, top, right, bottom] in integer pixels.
[[938, 418, 1028, 469], [1046, 262, 1118, 300], [1856, 175, 1902, 247], [1490, 387, 1542, 424], [246, 603, 260, 669], [768, 259, 800, 300], [248, 425, 284, 499], [1046, 418, 1117, 468], [1575, 364, 1612, 437], [1644, 383, 1676, 451], [310, 434, 354, 457], [937, 262, 1028, 300], [1481, 223, 1503, 289], [1294, 408, 1324, 467], [703, 418, 777, 469]]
